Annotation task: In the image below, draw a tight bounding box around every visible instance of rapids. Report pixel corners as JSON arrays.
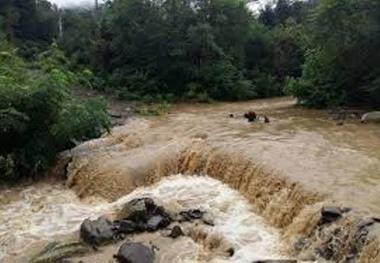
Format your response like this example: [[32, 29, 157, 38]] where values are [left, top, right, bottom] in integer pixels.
[[1, 97, 379, 262]]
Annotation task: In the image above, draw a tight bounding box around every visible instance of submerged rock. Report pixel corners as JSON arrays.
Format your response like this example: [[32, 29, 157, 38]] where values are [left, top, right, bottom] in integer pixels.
[[361, 111, 380, 123], [114, 242, 155, 263], [80, 217, 116, 246], [168, 225, 184, 239], [146, 215, 171, 232], [319, 206, 348, 225], [244, 111, 257, 122], [178, 209, 205, 221], [30, 241, 89, 263]]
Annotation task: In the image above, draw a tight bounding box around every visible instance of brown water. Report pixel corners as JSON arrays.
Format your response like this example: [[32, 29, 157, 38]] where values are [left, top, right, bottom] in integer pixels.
[[1, 97, 380, 262]]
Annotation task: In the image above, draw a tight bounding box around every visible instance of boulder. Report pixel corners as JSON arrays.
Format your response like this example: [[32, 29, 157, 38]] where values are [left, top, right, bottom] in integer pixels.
[[146, 215, 171, 232], [361, 111, 380, 123], [113, 219, 138, 234], [244, 111, 257, 122], [114, 242, 155, 263], [118, 198, 172, 232], [80, 217, 116, 246], [119, 198, 153, 222]]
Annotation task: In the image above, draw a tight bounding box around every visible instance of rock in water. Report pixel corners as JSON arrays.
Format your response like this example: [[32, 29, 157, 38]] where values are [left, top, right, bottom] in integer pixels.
[[244, 111, 257, 122], [114, 242, 155, 263], [80, 217, 116, 246], [168, 226, 184, 239], [113, 219, 138, 234], [361, 111, 380, 123], [119, 198, 153, 221], [252, 261, 297, 263], [146, 215, 171, 232], [320, 206, 343, 225], [179, 209, 205, 221]]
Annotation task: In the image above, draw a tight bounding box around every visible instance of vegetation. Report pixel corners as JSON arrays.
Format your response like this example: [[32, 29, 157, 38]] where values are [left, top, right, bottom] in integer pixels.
[[0, 41, 110, 183], [0, 0, 379, 182]]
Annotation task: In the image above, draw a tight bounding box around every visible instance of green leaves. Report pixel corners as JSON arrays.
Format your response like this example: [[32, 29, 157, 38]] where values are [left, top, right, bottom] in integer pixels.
[[0, 42, 110, 183]]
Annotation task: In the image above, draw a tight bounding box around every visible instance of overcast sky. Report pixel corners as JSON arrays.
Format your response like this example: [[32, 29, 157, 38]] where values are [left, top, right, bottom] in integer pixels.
[[49, 0, 270, 9], [49, 0, 104, 7]]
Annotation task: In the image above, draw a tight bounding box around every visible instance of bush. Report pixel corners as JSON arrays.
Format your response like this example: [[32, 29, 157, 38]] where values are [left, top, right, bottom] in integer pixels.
[[0, 43, 110, 183]]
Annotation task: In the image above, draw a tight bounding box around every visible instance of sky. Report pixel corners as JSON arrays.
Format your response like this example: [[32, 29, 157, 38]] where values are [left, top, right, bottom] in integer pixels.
[[49, 0, 271, 8], [49, 0, 105, 7]]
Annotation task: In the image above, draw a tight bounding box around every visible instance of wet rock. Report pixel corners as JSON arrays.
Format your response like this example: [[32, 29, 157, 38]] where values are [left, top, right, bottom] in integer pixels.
[[80, 217, 116, 246], [146, 215, 171, 232], [31, 241, 90, 263], [179, 209, 205, 221], [118, 198, 172, 232], [336, 121, 344, 126], [226, 247, 234, 257], [320, 206, 344, 225], [229, 113, 234, 118], [113, 220, 138, 234], [264, 115, 270, 123], [119, 198, 153, 222], [244, 111, 257, 122], [168, 225, 184, 239], [361, 111, 380, 123], [114, 242, 155, 263]]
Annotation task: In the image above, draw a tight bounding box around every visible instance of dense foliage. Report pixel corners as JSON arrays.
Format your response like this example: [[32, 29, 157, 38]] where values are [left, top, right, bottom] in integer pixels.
[[0, 42, 110, 183], [285, 0, 380, 107]]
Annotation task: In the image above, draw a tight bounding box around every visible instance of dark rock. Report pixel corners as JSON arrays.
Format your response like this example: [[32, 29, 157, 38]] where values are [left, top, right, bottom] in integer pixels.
[[146, 215, 171, 232], [168, 226, 184, 239], [80, 217, 116, 246], [119, 198, 153, 222], [113, 220, 138, 234], [226, 247, 234, 257], [244, 111, 257, 122], [264, 116, 270, 123], [229, 114, 234, 118], [179, 209, 205, 221], [114, 242, 155, 263], [357, 218, 375, 230], [118, 198, 172, 233], [320, 206, 343, 225], [336, 121, 344, 126]]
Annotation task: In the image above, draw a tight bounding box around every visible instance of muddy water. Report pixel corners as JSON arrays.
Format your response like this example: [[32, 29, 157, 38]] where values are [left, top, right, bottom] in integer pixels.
[[1, 97, 380, 262], [0, 176, 286, 262]]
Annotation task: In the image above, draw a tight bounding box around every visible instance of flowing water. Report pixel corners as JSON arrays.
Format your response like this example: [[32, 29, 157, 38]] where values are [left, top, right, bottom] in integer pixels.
[[1, 97, 380, 262]]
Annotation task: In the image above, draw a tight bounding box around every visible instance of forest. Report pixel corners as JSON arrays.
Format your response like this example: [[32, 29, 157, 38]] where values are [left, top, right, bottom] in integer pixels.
[[0, 0, 379, 182]]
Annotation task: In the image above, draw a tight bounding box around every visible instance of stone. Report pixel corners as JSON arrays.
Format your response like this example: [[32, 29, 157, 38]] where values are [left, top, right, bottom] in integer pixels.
[[113, 220, 138, 234], [119, 198, 153, 222], [114, 242, 155, 263], [226, 247, 234, 257], [80, 217, 116, 246], [320, 206, 343, 225], [146, 215, 171, 232], [244, 111, 257, 122], [361, 111, 380, 123], [168, 226, 184, 239], [179, 209, 204, 221]]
